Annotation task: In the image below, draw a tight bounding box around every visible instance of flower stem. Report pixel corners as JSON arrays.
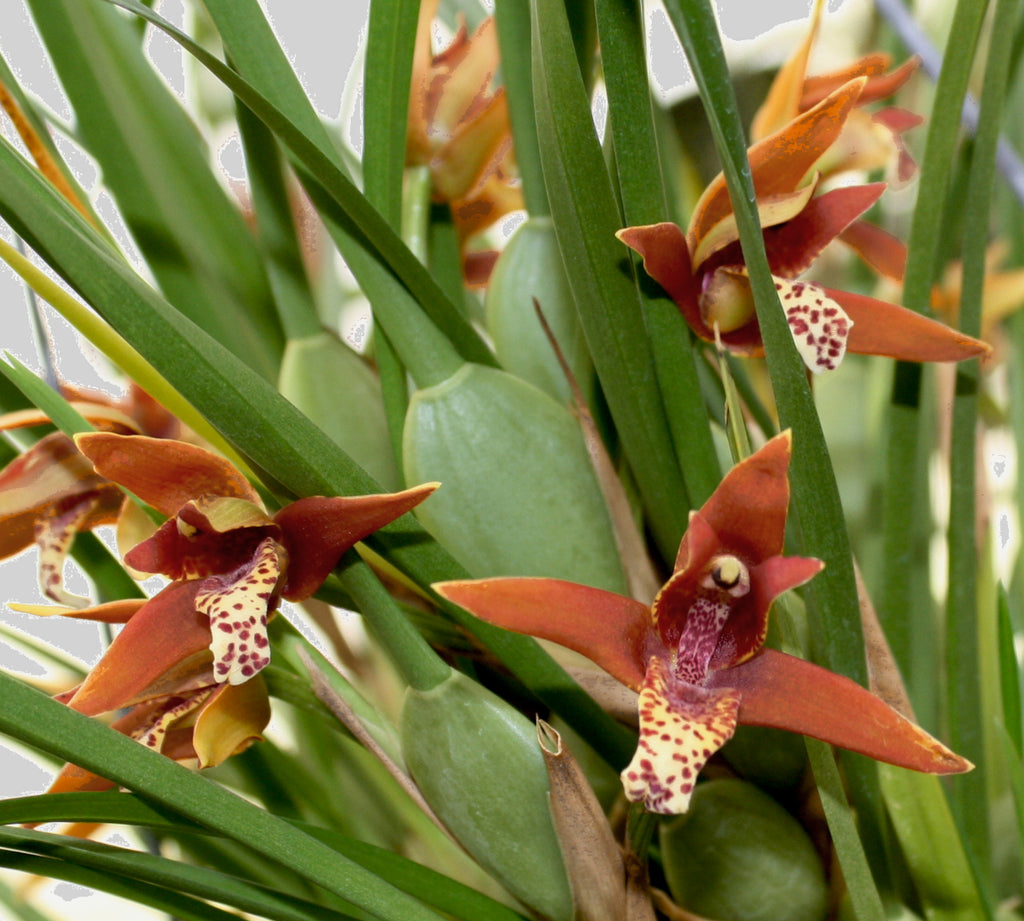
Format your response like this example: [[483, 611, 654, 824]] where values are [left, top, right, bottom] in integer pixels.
[[337, 551, 450, 692]]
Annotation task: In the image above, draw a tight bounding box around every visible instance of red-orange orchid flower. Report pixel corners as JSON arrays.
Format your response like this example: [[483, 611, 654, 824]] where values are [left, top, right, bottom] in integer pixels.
[[0, 385, 182, 607], [13, 433, 437, 789], [407, 0, 522, 266], [435, 433, 971, 814], [618, 79, 991, 374]]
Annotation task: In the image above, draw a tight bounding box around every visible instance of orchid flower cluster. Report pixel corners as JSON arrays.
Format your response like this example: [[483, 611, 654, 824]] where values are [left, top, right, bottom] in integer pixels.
[[0, 0, 1018, 919]]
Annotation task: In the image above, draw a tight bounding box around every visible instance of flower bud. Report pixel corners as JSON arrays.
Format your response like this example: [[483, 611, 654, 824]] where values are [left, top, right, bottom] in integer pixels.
[[278, 332, 399, 489], [659, 778, 828, 921], [403, 362, 627, 592], [484, 216, 594, 404], [401, 669, 573, 921]]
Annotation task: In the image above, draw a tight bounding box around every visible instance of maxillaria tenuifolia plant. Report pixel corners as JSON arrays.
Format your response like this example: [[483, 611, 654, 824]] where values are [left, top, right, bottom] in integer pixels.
[[0, 0, 1021, 919]]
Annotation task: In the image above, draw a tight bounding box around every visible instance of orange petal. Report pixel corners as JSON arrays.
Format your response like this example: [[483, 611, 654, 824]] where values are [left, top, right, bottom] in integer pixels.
[[749, 0, 824, 140], [193, 676, 271, 768], [75, 433, 261, 516], [801, 55, 919, 111], [829, 288, 993, 362], [0, 432, 113, 559], [434, 577, 657, 691], [838, 219, 908, 282], [675, 432, 793, 573], [433, 90, 511, 202], [9, 597, 145, 624], [616, 223, 704, 337], [689, 78, 866, 252], [275, 482, 439, 601], [714, 649, 972, 774], [66, 580, 211, 717], [692, 178, 820, 269]]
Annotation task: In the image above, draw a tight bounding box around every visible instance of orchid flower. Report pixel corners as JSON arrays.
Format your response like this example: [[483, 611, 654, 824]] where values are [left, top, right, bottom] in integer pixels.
[[435, 433, 971, 814], [617, 76, 991, 374], [0, 385, 182, 607], [407, 0, 522, 267], [13, 432, 437, 788]]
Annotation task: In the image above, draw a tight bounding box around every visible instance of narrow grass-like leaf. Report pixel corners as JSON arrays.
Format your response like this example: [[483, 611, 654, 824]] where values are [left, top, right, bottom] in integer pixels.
[[0, 121, 634, 768], [235, 102, 321, 340], [26, 0, 284, 379], [494, 0, 549, 216], [0, 792, 531, 921], [530, 0, 691, 562], [944, 0, 1015, 878], [0, 852, 240, 921], [596, 0, 719, 506], [0, 826, 360, 921], [880, 765, 991, 921], [0, 670, 448, 921], [0, 873, 58, 921], [995, 722, 1024, 865], [363, 0, 419, 229], [997, 586, 1023, 756], [879, 0, 990, 696]]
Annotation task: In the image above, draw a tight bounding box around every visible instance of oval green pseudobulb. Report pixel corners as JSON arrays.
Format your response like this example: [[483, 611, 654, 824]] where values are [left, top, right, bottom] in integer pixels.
[[485, 216, 594, 405], [401, 669, 573, 921], [402, 362, 626, 592], [278, 331, 399, 490], [660, 778, 828, 921]]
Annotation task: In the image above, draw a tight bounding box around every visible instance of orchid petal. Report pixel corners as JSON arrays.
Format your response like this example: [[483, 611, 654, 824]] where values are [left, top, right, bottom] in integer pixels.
[[75, 433, 261, 516], [801, 55, 919, 111], [275, 482, 439, 601], [714, 649, 973, 774], [0, 432, 116, 559], [622, 656, 741, 814], [133, 688, 212, 752], [433, 90, 511, 202], [838, 219, 908, 282], [692, 179, 820, 270], [126, 496, 276, 579], [759, 183, 886, 278], [8, 597, 145, 624], [429, 17, 499, 136], [434, 577, 656, 690], [828, 287, 993, 363], [35, 496, 100, 607], [615, 223, 704, 335], [197, 537, 279, 685], [66, 580, 211, 717], [193, 676, 271, 768], [777, 277, 853, 373], [675, 432, 794, 573], [749, 0, 824, 140], [689, 78, 866, 251]]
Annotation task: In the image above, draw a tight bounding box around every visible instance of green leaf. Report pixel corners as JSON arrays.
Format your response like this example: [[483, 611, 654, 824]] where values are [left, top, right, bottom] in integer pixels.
[[997, 586, 1023, 756], [0, 670, 448, 921], [0, 792, 531, 921], [364, 0, 420, 229], [944, 0, 1016, 881], [0, 852, 241, 921], [530, 0, 691, 562], [0, 825, 361, 921], [25, 0, 284, 379], [596, 0, 720, 506], [880, 765, 991, 921]]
